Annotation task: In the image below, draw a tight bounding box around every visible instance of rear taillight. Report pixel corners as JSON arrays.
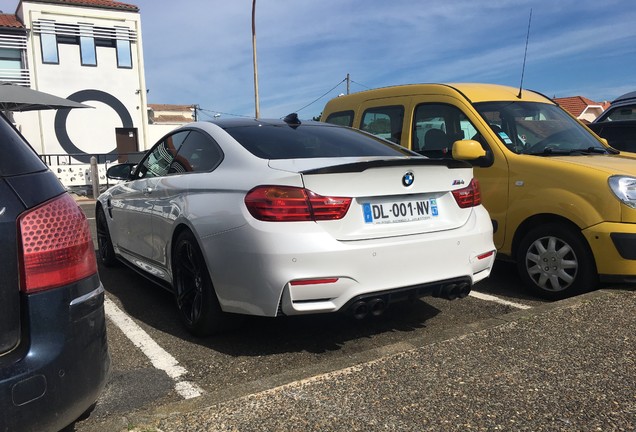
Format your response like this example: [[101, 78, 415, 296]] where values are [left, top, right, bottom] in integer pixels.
[[18, 193, 97, 293], [245, 186, 352, 222], [452, 178, 481, 208]]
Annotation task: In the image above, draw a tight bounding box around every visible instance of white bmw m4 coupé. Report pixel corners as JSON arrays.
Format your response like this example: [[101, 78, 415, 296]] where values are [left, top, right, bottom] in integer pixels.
[[97, 115, 495, 335]]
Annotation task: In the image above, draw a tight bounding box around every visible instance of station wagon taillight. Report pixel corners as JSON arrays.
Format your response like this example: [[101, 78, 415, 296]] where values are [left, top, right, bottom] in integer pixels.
[[18, 193, 97, 293], [245, 186, 352, 222], [452, 178, 481, 208]]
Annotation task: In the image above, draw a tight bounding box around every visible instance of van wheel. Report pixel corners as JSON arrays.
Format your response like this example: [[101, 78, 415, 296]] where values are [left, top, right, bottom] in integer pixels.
[[516, 223, 597, 300]]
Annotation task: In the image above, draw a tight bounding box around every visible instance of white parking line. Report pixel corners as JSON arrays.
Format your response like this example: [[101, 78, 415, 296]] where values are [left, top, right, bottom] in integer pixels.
[[104, 297, 203, 399], [469, 291, 532, 310]]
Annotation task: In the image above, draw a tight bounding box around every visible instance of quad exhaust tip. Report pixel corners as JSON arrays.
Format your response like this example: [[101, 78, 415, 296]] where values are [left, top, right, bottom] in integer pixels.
[[435, 282, 471, 300], [348, 282, 472, 319], [350, 297, 387, 320]]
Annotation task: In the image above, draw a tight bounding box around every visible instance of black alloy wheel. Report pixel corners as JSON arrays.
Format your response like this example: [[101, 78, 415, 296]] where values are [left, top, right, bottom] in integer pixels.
[[96, 208, 118, 267], [172, 230, 232, 336]]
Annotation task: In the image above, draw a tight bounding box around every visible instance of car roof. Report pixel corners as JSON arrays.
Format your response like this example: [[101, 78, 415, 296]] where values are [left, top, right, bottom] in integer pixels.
[[323, 83, 553, 112], [611, 90, 636, 105], [209, 116, 330, 129]]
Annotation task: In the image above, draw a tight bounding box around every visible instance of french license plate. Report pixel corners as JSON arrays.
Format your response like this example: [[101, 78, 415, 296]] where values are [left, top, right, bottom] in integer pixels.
[[362, 199, 438, 224]]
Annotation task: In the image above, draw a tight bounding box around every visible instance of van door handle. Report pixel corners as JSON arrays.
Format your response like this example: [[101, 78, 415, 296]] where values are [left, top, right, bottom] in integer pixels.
[[142, 187, 153, 195]]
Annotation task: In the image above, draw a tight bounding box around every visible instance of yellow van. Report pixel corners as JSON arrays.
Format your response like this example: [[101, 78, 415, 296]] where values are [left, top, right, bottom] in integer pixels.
[[322, 83, 636, 299]]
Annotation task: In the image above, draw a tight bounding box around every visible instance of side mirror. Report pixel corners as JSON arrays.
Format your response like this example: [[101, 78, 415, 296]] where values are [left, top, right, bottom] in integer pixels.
[[106, 163, 136, 180], [452, 140, 487, 160]]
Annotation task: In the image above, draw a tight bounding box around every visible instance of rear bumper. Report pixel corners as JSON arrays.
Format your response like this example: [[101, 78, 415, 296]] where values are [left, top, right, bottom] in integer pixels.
[[0, 276, 110, 432], [205, 206, 495, 316]]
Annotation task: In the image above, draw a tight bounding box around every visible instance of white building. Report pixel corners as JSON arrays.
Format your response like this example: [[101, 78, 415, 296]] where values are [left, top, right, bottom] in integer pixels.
[[1, 0, 190, 190]]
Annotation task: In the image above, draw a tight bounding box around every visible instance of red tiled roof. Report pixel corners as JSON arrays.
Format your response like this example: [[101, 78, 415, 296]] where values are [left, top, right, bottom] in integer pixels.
[[0, 13, 24, 29], [553, 96, 604, 117], [149, 104, 194, 111], [153, 115, 193, 123], [22, 0, 139, 12]]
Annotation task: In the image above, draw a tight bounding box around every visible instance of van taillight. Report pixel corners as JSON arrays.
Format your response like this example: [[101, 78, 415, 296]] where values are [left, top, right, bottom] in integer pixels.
[[452, 178, 481, 208], [245, 186, 352, 222], [18, 193, 97, 293]]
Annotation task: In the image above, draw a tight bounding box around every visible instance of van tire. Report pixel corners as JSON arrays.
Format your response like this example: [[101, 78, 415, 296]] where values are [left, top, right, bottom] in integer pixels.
[[516, 223, 597, 300]]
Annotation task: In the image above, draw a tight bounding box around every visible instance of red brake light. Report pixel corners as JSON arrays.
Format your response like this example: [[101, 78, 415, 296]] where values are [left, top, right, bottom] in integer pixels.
[[245, 186, 352, 222], [18, 193, 98, 293], [452, 178, 481, 208]]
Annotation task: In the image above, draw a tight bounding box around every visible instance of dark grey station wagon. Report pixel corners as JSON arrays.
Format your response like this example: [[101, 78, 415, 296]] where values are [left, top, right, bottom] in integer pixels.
[[0, 112, 109, 431]]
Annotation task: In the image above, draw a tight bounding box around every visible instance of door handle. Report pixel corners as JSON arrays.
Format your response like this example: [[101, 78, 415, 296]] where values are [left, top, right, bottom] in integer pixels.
[[142, 187, 153, 195]]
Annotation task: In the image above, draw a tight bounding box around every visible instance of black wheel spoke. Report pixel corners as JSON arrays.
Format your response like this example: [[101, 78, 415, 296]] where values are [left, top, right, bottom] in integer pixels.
[[175, 238, 206, 325], [172, 230, 230, 336]]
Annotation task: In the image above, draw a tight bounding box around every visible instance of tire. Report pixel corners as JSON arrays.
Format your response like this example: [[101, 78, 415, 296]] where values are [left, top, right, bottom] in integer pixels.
[[516, 223, 598, 300], [172, 230, 234, 336], [96, 208, 118, 267]]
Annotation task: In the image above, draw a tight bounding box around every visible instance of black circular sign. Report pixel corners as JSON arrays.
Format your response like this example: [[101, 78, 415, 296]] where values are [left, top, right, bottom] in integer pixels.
[[54, 89, 133, 163]]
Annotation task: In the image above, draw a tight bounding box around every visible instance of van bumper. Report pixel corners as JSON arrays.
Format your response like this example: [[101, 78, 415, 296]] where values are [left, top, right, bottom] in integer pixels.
[[583, 223, 636, 283]]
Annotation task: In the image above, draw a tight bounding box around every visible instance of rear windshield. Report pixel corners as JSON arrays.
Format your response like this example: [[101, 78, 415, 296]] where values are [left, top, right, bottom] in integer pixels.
[[0, 114, 48, 176], [223, 123, 416, 159]]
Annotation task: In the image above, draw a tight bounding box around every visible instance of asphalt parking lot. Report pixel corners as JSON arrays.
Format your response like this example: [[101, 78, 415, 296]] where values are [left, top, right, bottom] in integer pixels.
[[72, 200, 636, 432]]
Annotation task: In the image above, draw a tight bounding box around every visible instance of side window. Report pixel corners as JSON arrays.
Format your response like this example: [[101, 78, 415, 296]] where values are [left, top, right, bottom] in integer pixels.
[[174, 130, 223, 173], [360, 106, 404, 144], [136, 131, 189, 178], [413, 103, 492, 166], [604, 106, 636, 121], [325, 110, 354, 127], [412, 104, 483, 156], [412, 104, 453, 157]]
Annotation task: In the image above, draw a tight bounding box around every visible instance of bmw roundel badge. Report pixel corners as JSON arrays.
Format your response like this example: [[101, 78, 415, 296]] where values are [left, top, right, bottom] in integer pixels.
[[402, 171, 415, 187]]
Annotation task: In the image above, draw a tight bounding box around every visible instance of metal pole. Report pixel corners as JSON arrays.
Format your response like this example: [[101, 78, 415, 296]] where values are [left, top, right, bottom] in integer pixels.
[[252, 0, 260, 118], [90, 156, 99, 199]]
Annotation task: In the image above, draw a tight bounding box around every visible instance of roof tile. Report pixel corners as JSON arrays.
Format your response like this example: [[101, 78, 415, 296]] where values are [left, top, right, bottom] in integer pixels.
[[553, 96, 603, 117], [22, 0, 139, 12], [0, 13, 25, 29]]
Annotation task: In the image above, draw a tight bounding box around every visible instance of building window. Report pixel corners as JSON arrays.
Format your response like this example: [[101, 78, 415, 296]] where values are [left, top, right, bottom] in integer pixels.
[[0, 34, 29, 85], [116, 27, 132, 69], [33, 20, 136, 68], [79, 24, 97, 66], [0, 48, 21, 70], [40, 21, 59, 64]]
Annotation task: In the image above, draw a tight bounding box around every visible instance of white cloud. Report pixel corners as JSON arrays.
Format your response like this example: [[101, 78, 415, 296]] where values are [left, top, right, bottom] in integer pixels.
[[129, 0, 636, 118]]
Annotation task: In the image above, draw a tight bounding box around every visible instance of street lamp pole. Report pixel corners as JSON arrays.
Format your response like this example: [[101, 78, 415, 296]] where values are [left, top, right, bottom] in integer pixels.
[[252, 0, 260, 118]]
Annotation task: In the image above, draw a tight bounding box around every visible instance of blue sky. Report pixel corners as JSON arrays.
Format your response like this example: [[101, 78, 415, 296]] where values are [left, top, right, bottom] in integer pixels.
[[57, 0, 636, 119]]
